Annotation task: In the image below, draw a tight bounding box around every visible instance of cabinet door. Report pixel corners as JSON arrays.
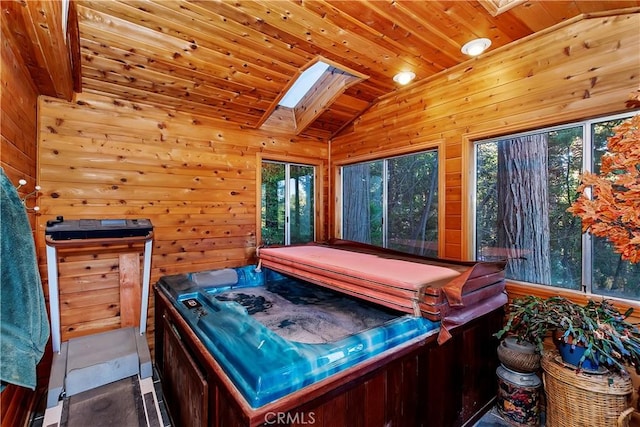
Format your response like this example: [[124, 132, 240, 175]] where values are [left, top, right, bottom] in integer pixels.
[[161, 315, 208, 427], [459, 308, 502, 422]]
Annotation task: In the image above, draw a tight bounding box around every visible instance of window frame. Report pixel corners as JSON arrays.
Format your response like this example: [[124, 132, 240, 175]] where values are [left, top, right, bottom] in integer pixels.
[[469, 111, 638, 301], [334, 140, 445, 257], [256, 153, 323, 246]]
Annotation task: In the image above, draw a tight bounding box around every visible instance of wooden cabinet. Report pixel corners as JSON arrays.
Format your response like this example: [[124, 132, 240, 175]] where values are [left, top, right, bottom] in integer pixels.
[[160, 315, 208, 427], [419, 308, 503, 426], [154, 285, 503, 427]]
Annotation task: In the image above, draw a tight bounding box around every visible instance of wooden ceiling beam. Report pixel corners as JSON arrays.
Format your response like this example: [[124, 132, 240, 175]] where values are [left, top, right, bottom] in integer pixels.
[[2, 0, 74, 100]]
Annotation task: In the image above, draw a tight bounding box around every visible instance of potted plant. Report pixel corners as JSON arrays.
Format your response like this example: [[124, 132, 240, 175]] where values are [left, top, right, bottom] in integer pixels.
[[494, 296, 548, 373], [496, 295, 640, 375]]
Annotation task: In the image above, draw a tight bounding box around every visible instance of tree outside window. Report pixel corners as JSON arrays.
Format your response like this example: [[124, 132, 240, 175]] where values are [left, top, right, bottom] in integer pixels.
[[475, 113, 639, 301], [261, 161, 314, 245], [342, 150, 438, 257]]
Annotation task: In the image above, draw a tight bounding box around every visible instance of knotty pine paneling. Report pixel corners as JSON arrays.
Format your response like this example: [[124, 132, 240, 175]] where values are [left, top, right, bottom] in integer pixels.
[[1, 25, 38, 192], [2, 0, 74, 100], [0, 19, 42, 427], [36, 92, 328, 352], [331, 11, 640, 261], [330, 14, 640, 408]]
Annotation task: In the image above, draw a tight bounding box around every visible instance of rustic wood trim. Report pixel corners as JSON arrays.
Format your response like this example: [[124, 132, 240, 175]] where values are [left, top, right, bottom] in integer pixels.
[[314, 55, 370, 81], [461, 134, 475, 260], [332, 160, 342, 240], [505, 281, 640, 324], [332, 139, 445, 167], [477, 0, 527, 17], [119, 252, 141, 328], [27, 0, 74, 99], [67, 0, 82, 94], [436, 140, 447, 258], [293, 70, 362, 135]]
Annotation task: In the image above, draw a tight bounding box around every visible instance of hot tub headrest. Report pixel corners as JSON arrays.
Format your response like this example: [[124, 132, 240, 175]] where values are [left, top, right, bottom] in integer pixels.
[[188, 268, 239, 288], [158, 268, 240, 299]]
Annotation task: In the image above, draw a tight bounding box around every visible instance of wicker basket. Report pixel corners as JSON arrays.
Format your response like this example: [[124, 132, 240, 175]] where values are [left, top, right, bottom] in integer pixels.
[[542, 350, 634, 427]]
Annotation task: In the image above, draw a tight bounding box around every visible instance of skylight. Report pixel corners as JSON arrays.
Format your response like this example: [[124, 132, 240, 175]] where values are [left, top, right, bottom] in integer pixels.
[[259, 57, 367, 136], [279, 61, 330, 108]]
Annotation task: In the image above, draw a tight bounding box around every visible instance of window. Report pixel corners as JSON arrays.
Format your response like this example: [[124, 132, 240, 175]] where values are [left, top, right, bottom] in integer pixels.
[[474, 112, 639, 301], [261, 161, 315, 245], [341, 150, 439, 256]]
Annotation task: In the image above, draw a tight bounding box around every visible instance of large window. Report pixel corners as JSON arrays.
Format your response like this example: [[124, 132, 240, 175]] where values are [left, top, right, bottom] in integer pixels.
[[474, 112, 639, 301], [261, 161, 315, 245], [342, 150, 439, 256]]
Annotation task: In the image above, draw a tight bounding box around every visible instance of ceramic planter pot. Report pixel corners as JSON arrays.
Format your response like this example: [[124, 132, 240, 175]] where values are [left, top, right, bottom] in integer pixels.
[[497, 336, 541, 373], [556, 341, 601, 371]]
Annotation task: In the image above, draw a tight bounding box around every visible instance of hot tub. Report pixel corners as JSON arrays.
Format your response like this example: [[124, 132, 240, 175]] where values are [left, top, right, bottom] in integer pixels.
[[157, 265, 439, 408]]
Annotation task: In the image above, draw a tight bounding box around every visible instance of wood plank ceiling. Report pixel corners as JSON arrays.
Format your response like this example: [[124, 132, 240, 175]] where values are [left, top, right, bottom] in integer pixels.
[[48, 1, 640, 138]]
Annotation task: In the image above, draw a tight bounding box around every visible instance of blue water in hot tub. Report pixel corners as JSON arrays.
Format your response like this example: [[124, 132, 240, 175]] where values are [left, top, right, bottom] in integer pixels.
[[159, 266, 439, 408]]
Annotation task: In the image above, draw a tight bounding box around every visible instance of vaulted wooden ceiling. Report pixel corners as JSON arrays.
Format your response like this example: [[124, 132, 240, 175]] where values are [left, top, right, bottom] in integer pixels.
[[6, 1, 640, 139]]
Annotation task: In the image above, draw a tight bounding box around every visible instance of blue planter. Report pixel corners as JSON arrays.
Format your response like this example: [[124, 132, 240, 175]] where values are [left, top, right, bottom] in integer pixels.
[[557, 342, 600, 371]]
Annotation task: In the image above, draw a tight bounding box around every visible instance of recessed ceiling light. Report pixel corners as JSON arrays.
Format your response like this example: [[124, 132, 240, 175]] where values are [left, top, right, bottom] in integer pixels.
[[393, 71, 416, 85], [461, 38, 492, 56]]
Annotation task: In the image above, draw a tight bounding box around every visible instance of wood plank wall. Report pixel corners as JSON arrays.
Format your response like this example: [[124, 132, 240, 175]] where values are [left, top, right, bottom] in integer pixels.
[[1, 19, 42, 427], [331, 11, 639, 288], [330, 12, 640, 414], [2, 8, 638, 426], [1, 17, 39, 208], [330, 8, 640, 339], [35, 92, 328, 354]]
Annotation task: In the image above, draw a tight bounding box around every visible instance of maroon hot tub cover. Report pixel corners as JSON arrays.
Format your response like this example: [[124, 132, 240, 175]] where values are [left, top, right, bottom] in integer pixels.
[[257, 239, 507, 344]]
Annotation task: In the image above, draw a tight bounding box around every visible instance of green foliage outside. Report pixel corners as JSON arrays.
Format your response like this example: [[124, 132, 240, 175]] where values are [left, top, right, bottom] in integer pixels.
[[343, 151, 438, 257], [476, 117, 639, 300], [261, 162, 314, 245]]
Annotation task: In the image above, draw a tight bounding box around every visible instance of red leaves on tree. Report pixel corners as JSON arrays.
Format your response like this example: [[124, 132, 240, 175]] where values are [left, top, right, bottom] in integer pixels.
[[567, 114, 640, 263]]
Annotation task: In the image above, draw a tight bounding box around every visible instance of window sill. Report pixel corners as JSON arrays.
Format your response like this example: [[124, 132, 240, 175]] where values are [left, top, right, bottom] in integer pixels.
[[504, 280, 640, 324]]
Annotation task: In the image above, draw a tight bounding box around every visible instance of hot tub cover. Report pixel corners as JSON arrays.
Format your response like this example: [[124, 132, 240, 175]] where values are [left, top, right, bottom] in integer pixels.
[[257, 239, 507, 343]]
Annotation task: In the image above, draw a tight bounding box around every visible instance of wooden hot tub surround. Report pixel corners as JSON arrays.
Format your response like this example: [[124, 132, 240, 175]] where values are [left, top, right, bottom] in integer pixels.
[[154, 283, 504, 427]]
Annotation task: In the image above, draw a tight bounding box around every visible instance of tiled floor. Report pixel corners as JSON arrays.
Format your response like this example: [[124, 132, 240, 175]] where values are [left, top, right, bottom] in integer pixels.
[[475, 404, 547, 426], [473, 406, 512, 426]]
